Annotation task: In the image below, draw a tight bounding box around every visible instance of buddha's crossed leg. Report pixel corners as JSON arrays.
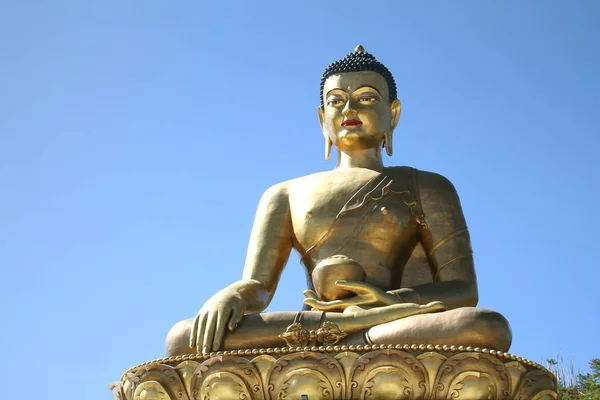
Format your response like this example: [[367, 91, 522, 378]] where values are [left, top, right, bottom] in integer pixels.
[[165, 303, 510, 356]]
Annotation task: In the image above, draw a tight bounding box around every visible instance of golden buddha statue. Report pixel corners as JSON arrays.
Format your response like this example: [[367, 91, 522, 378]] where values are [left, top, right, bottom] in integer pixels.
[[165, 45, 512, 358]]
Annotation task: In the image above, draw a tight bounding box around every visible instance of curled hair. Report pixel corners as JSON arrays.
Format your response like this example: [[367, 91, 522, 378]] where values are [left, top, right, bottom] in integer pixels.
[[320, 47, 397, 107]]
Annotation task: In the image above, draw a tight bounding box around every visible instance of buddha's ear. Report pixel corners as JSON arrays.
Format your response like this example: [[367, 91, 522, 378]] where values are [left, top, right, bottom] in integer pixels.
[[390, 99, 402, 129], [318, 106, 333, 161], [318, 106, 325, 132]]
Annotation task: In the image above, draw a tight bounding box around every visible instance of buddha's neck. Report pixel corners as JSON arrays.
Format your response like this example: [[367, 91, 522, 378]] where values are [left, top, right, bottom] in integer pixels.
[[336, 147, 384, 172]]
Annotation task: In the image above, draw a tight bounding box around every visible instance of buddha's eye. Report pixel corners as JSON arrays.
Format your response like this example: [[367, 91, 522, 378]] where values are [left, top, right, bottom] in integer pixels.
[[358, 96, 379, 103], [327, 98, 344, 106]]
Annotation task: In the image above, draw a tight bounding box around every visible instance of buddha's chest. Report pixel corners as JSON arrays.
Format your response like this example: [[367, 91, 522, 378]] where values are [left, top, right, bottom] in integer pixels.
[[288, 170, 418, 257]]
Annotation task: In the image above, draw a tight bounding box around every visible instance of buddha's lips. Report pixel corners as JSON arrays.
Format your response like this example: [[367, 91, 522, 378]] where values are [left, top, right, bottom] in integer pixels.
[[342, 119, 362, 126]]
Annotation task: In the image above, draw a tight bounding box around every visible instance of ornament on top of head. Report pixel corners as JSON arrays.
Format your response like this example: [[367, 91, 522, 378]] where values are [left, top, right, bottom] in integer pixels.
[[319, 44, 398, 107]]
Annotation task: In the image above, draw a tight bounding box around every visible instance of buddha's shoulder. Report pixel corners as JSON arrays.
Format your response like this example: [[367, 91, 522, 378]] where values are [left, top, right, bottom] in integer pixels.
[[384, 166, 455, 186], [283, 168, 388, 188], [259, 167, 457, 200], [261, 171, 344, 195], [260, 169, 378, 198], [411, 168, 458, 193]]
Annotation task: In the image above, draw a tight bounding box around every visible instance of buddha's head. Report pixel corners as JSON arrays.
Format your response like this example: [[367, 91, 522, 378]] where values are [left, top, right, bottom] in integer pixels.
[[318, 45, 401, 159]]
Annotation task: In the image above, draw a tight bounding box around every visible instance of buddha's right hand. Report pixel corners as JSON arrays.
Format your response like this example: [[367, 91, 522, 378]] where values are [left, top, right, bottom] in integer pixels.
[[189, 288, 246, 354], [329, 301, 447, 333]]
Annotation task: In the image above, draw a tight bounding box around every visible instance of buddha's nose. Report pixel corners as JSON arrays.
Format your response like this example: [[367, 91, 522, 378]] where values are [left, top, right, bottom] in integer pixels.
[[342, 100, 357, 116]]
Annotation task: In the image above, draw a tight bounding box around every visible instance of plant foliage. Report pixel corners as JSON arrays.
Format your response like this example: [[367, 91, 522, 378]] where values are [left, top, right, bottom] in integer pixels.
[[546, 357, 600, 399]]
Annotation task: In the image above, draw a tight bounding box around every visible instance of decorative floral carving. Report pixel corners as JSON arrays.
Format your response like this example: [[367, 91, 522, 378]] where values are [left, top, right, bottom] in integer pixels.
[[432, 352, 511, 399], [133, 381, 171, 400], [126, 364, 189, 400], [513, 369, 558, 400], [191, 356, 264, 400], [116, 346, 557, 399], [199, 372, 252, 400], [349, 349, 429, 399], [266, 351, 345, 400], [175, 361, 201, 398]]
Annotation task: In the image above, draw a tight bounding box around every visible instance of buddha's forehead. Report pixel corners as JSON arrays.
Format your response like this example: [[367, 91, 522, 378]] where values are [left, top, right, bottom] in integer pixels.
[[323, 71, 389, 98]]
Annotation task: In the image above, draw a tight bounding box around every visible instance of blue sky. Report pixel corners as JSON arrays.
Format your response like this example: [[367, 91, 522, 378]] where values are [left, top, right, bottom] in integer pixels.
[[1, 1, 599, 398]]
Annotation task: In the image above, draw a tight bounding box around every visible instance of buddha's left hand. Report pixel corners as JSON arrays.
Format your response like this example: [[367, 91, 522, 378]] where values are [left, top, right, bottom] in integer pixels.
[[303, 280, 401, 312]]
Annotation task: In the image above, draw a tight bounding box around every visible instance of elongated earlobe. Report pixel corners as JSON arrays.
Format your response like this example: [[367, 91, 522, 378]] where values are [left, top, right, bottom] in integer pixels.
[[384, 132, 393, 156], [325, 136, 332, 161], [390, 99, 402, 129]]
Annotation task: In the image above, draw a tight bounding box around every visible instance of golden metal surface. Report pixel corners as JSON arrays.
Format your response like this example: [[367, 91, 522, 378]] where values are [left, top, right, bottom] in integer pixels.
[[311, 255, 366, 301], [113, 346, 557, 399], [279, 321, 347, 347], [168, 45, 512, 358]]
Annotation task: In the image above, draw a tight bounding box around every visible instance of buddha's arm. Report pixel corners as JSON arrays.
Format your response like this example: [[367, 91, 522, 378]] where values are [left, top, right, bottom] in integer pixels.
[[238, 182, 294, 313], [389, 171, 478, 309], [190, 183, 293, 353]]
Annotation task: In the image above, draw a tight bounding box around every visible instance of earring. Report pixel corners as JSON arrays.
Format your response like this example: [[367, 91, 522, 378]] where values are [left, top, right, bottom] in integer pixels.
[[325, 137, 333, 161], [384, 132, 393, 156]]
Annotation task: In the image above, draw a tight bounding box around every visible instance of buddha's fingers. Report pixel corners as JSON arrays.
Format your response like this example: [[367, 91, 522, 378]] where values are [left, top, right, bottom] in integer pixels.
[[189, 314, 200, 349], [212, 308, 230, 352], [334, 280, 374, 295], [304, 297, 351, 312], [202, 311, 217, 354], [195, 312, 208, 353], [303, 290, 319, 300], [228, 305, 243, 332]]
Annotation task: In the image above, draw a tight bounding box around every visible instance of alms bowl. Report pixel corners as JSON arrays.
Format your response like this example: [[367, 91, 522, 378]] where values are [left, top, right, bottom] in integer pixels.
[[311, 255, 366, 301]]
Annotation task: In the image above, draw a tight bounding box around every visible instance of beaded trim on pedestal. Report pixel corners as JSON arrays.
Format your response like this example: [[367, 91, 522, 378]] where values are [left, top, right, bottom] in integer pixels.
[[122, 343, 549, 380]]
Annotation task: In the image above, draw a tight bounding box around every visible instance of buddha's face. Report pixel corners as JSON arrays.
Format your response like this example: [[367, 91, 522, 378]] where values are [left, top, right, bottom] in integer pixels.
[[319, 71, 401, 152]]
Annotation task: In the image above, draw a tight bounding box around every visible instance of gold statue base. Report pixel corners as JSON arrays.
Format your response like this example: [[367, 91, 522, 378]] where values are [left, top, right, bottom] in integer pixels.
[[112, 344, 557, 400]]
